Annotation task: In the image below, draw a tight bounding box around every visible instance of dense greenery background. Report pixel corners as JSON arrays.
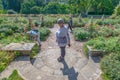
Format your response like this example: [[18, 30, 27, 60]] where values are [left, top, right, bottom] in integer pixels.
[[0, 0, 120, 15]]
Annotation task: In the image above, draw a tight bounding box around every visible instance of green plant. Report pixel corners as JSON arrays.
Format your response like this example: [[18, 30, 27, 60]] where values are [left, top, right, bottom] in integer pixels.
[[86, 37, 120, 53], [98, 27, 113, 37], [39, 27, 50, 41], [30, 6, 41, 14], [30, 44, 38, 59], [73, 28, 90, 41], [101, 53, 120, 80], [7, 10, 17, 14], [2, 70, 24, 80], [0, 51, 14, 72], [72, 18, 86, 27]]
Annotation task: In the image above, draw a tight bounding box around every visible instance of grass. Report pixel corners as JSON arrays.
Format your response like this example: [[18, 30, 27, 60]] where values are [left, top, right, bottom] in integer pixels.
[[2, 70, 24, 80]]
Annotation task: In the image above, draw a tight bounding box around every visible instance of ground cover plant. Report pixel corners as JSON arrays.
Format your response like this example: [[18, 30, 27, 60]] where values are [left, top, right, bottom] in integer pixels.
[[2, 70, 24, 80]]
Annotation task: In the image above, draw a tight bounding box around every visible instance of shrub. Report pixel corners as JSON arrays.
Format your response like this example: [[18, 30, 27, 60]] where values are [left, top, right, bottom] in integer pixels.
[[0, 33, 30, 45], [43, 2, 69, 14], [0, 51, 14, 72], [72, 18, 86, 27], [7, 10, 17, 14], [101, 53, 120, 80], [86, 37, 120, 53], [30, 6, 41, 14], [73, 28, 90, 41], [98, 27, 113, 37], [39, 27, 50, 41], [20, 1, 35, 14], [111, 4, 120, 18], [0, 23, 23, 39]]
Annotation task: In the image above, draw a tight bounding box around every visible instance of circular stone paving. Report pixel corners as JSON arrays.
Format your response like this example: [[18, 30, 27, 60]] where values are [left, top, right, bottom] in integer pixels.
[[32, 48, 88, 80]]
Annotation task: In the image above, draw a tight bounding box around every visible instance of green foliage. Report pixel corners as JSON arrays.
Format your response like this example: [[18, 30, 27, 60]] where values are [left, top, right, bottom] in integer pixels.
[[30, 6, 41, 14], [113, 5, 120, 17], [30, 44, 38, 58], [0, 23, 23, 39], [0, 51, 14, 72], [0, 33, 30, 45], [43, 2, 69, 14], [98, 27, 113, 37], [7, 10, 17, 14], [20, 1, 35, 14], [83, 44, 89, 57], [73, 28, 90, 41], [1, 0, 120, 14], [101, 53, 120, 80], [39, 27, 50, 41], [86, 37, 120, 53], [72, 18, 86, 27], [2, 70, 24, 80]]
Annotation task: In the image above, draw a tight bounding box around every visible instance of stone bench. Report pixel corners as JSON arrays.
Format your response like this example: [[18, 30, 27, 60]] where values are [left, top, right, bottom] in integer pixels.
[[87, 45, 105, 57], [1, 43, 36, 55]]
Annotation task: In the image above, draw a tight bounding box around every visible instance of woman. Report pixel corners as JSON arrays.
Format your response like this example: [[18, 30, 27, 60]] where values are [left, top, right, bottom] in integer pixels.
[[56, 18, 71, 62]]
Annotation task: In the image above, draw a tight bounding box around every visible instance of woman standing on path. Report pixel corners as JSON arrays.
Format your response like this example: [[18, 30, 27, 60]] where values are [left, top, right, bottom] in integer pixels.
[[56, 18, 71, 62]]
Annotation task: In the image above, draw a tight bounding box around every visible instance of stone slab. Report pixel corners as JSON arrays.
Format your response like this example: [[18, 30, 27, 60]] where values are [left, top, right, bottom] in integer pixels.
[[2, 43, 36, 52]]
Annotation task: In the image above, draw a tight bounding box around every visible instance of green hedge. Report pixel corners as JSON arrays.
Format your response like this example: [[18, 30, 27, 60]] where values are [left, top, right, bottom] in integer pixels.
[[101, 53, 120, 80]]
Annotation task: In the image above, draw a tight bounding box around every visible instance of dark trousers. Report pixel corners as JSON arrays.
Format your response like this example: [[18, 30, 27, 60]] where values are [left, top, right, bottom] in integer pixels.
[[68, 25, 72, 31], [60, 47, 66, 58]]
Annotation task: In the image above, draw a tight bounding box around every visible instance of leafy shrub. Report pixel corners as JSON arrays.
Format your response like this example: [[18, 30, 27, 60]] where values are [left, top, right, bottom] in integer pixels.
[[7, 10, 17, 14], [96, 19, 120, 25], [111, 4, 120, 18], [73, 28, 90, 40], [30, 6, 41, 14], [86, 37, 120, 53], [101, 53, 120, 80], [87, 25, 98, 38], [72, 18, 86, 27], [43, 19, 54, 28], [0, 23, 23, 39], [39, 27, 50, 41], [0, 52, 14, 72], [98, 27, 114, 37], [43, 2, 69, 14], [0, 33, 30, 45]]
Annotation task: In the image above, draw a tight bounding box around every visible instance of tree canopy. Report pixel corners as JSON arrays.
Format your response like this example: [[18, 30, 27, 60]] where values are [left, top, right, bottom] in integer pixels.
[[0, 0, 119, 15]]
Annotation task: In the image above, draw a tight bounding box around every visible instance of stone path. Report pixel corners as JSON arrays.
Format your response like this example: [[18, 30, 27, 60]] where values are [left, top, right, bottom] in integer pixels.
[[0, 24, 102, 80]]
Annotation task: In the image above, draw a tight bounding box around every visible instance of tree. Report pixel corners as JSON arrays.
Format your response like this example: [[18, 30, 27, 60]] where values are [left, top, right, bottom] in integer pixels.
[[20, 0, 35, 14], [1, 0, 8, 10], [30, 6, 41, 14], [34, 0, 45, 6], [43, 2, 61, 14], [43, 2, 69, 14], [7, 0, 23, 12]]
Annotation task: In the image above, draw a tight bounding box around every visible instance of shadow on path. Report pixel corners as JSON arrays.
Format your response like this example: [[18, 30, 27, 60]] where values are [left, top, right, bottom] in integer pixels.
[[60, 60, 78, 80]]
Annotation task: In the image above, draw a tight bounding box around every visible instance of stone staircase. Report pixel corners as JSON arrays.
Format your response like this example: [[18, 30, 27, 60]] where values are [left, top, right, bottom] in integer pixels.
[[0, 49, 101, 80]]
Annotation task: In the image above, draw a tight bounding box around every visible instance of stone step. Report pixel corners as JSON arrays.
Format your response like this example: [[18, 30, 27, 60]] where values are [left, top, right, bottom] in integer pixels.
[[80, 61, 101, 80], [0, 56, 68, 80]]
